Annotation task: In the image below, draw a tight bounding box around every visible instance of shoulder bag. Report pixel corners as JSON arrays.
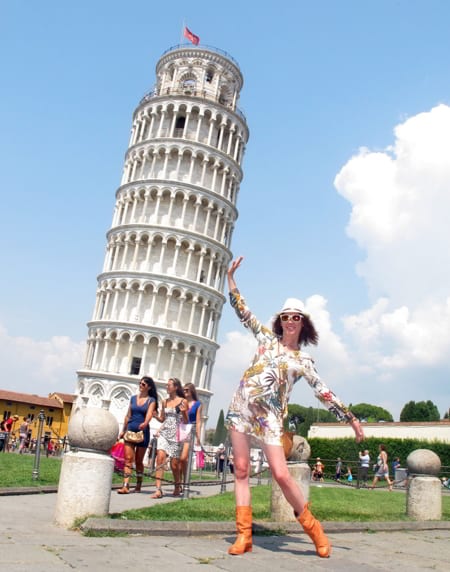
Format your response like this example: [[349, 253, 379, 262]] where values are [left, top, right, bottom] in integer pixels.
[[124, 430, 144, 444]]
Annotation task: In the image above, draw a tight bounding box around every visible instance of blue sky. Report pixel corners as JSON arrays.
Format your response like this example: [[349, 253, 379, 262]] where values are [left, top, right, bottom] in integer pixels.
[[1, 0, 450, 426]]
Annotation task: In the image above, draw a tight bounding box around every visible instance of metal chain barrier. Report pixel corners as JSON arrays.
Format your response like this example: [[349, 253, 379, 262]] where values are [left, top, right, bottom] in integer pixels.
[[114, 428, 270, 494]]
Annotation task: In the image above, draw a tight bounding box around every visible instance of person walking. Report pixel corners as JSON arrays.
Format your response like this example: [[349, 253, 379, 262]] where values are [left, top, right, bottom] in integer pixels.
[[370, 444, 393, 491], [151, 378, 188, 498], [346, 466, 353, 482], [334, 457, 342, 481], [312, 457, 325, 482], [18, 417, 30, 454], [4, 414, 19, 433], [117, 376, 158, 494], [358, 449, 371, 487], [4, 415, 19, 452], [225, 256, 364, 558], [179, 382, 203, 489], [215, 443, 226, 476]]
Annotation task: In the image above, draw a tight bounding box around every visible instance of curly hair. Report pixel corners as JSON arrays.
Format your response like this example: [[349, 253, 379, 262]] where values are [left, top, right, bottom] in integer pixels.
[[272, 313, 319, 346]]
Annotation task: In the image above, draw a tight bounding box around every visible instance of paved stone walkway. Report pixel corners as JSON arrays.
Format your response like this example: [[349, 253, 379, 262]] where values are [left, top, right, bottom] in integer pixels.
[[1, 484, 449, 571]]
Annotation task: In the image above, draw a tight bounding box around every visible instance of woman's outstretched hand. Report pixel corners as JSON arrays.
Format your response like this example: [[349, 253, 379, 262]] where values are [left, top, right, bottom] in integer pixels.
[[227, 256, 244, 290], [350, 418, 365, 443]]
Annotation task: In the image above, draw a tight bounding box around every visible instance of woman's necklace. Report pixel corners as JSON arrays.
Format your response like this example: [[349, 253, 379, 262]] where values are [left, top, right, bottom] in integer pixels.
[[277, 340, 300, 363], [281, 339, 299, 352]]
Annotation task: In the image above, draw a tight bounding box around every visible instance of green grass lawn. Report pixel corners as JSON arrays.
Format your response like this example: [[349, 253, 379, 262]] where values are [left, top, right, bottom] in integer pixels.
[[115, 484, 450, 523], [0, 452, 216, 487], [2, 454, 449, 523], [0, 452, 63, 487]]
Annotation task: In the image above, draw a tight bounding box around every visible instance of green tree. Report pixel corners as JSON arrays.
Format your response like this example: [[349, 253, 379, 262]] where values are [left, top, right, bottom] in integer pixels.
[[302, 406, 315, 437], [400, 400, 415, 421], [351, 403, 393, 422], [425, 400, 441, 421], [213, 409, 227, 445], [287, 404, 335, 437], [204, 428, 215, 444], [400, 400, 441, 421]]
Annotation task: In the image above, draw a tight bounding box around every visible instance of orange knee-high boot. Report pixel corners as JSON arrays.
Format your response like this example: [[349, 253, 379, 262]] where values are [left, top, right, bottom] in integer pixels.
[[228, 506, 252, 555], [295, 503, 331, 558]]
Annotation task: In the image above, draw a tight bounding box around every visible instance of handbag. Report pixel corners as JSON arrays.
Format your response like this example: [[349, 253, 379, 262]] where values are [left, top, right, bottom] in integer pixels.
[[124, 430, 144, 443], [110, 440, 125, 471], [177, 423, 192, 442], [277, 356, 294, 460], [281, 430, 294, 459]]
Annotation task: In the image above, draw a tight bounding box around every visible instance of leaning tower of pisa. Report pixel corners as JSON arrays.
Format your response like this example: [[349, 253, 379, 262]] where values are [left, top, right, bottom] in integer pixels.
[[75, 43, 249, 427]]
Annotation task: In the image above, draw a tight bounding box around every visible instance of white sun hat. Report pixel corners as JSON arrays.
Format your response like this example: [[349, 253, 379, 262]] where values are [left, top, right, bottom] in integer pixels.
[[279, 298, 306, 315]]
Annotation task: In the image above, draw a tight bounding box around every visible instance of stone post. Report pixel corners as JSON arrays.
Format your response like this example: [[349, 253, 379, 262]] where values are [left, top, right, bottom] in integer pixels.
[[54, 407, 119, 528], [406, 449, 442, 520], [271, 436, 311, 522]]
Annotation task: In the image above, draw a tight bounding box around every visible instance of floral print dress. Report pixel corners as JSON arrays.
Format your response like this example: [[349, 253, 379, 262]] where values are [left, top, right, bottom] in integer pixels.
[[157, 405, 183, 458], [225, 289, 354, 446]]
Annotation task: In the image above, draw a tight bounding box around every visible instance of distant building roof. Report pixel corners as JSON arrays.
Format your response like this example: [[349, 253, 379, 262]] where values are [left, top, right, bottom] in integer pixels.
[[48, 392, 76, 404], [0, 389, 66, 409]]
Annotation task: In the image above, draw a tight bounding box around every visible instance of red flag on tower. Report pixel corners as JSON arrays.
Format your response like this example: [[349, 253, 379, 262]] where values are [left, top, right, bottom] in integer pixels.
[[184, 26, 200, 46]]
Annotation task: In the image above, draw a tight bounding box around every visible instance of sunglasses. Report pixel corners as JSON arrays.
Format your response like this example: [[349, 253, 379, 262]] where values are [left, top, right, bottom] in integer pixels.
[[280, 314, 303, 322]]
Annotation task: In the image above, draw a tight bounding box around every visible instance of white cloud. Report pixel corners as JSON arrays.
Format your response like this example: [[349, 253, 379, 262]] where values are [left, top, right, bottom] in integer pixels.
[[332, 104, 450, 416], [335, 104, 450, 307], [0, 324, 84, 395], [211, 105, 450, 424]]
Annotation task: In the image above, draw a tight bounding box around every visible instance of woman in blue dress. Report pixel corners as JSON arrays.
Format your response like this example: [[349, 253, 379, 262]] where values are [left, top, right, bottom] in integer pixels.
[[117, 376, 158, 494], [179, 382, 203, 488]]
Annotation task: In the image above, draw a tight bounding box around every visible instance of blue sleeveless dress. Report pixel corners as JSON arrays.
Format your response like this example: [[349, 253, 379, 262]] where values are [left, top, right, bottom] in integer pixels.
[[126, 395, 154, 448]]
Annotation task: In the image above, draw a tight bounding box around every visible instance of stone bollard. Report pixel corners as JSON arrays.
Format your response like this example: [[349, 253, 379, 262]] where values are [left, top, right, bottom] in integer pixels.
[[54, 406, 119, 528], [406, 449, 442, 520], [271, 436, 311, 522]]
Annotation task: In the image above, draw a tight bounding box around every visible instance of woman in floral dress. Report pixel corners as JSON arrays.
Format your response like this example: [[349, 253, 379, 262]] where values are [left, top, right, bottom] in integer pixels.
[[225, 256, 364, 558], [152, 378, 188, 498]]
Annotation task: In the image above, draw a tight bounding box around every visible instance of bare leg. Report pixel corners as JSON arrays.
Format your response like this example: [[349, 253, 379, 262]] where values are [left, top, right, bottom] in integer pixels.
[[263, 442, 330, 558], [387, 475, 393, 491], [179, 441, 189, 485], [171, 457, 182, 495], [151, 449, 166, 497], [134, 446, 146, 492], [117, 443, 134, 493], [230, 429, 252, 506], [263, 443, 306, 514]]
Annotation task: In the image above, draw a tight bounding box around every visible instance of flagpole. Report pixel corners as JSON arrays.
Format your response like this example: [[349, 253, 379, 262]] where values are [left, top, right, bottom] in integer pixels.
[[180, 19, 185, 44]]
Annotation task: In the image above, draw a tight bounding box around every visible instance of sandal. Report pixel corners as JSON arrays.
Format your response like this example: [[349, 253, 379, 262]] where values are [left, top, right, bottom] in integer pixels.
[[117, 485, 130, 494], [151, 488, 163, 499]]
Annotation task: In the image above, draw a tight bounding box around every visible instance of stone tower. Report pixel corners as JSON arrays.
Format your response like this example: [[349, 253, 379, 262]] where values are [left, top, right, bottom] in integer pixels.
[[75, 43, 249, 427]]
